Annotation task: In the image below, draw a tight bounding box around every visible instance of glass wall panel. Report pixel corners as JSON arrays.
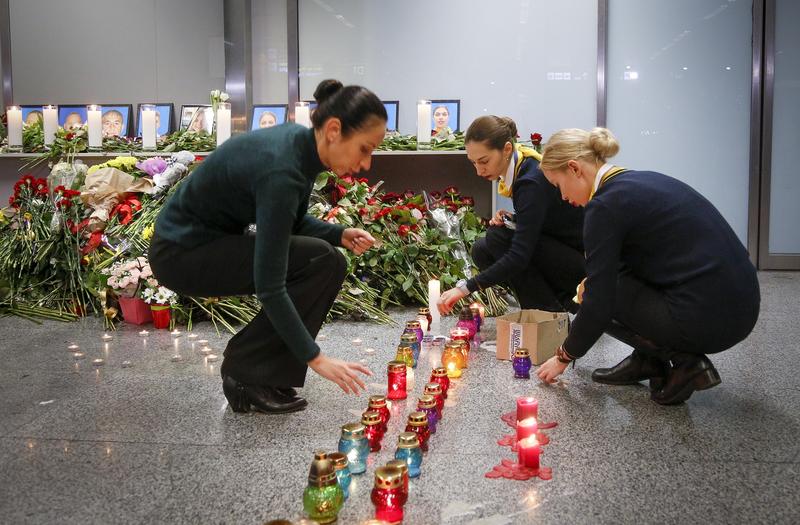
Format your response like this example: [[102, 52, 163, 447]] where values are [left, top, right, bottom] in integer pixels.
[[767, 0, 800, 254], [607, 0, 752, 243], [252, 0, 289, 105], [297, 0, 597, 138]]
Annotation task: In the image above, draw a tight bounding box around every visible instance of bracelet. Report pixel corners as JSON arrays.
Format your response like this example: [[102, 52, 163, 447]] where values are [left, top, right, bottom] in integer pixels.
[[556, 345, 576, 365]]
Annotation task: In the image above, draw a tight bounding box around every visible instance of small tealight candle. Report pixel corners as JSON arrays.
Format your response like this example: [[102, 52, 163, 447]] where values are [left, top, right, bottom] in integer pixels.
[[170, 329, 182, 338], [72, 352, 85, 360], [199, 346, 213, 355], [518, 436, 540, 469], [187, 333, 198, 340], [364, 347, 376, 355], [138, 330, 149, 337], [516, 417, 538, 441], [121, 361, 133, 368], [516, 397, 539, 421], [92, 358, 105, 366], [352, 338, 363, 346], [101, 333, 113, 342], [67, 344, 80, 352], [170, 354, 183, 362], [197, 339, 208, 346], [206, 354, 219, 363]]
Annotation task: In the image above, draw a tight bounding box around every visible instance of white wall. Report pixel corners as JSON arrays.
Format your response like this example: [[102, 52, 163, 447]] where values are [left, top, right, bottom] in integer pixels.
[[252, 0, 288, 104], [9, 0, 225, 111]]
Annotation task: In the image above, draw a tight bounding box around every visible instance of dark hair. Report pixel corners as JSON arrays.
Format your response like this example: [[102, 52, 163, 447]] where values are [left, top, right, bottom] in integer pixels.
[[310, 79, 387, 135], [465, 115, 518, 151]]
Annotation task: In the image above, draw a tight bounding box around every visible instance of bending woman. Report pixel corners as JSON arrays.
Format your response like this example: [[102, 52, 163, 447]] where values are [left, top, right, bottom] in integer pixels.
[[536, 128, 760, 405], [150, 80, 386, 414], [438, 116, 585, 314]]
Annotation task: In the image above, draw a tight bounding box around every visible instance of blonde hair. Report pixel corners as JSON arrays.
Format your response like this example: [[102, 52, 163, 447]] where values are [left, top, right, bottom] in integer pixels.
[[540, 127, 620, 171]]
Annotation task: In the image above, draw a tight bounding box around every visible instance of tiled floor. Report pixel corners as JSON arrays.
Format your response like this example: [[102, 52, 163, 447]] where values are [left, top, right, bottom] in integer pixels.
[[0, 272, 798, 524]]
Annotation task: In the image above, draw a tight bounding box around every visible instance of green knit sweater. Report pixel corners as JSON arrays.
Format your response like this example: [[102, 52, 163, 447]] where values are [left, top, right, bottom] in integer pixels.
[[155, 123, 344, 362]]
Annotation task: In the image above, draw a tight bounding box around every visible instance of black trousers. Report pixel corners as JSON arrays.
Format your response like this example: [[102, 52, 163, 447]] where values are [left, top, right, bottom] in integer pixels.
[[149, 232, 346, 387], [471, 226, 585, 312], [607, 270, 758, 360]]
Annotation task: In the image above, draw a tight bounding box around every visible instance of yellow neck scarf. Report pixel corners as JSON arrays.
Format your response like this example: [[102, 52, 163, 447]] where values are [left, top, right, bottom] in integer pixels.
[[497, 144, 541, 198], [588, 166, 627, 201]]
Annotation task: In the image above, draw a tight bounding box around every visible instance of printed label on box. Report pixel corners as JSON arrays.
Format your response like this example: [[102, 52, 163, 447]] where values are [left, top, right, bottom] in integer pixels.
[[509, 322, 523, 356]]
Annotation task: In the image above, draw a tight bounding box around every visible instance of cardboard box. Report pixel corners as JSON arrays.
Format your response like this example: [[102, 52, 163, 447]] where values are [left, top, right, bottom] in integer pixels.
[[495, 309, 569, 364]]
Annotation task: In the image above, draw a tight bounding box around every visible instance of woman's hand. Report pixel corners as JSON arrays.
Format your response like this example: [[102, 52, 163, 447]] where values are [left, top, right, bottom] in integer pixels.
[[489, 209, 512, 227], [308, 353, 372, 394], [437, 287, 467, 315], [341, 228, 375, 256], [536, 356, 569, 384]]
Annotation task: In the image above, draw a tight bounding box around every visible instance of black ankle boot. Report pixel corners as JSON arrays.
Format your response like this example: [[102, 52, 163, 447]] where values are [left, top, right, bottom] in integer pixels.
[[222, 375, 307, 414], [591, 351, 668, 385], [651, 355, 721, 405]]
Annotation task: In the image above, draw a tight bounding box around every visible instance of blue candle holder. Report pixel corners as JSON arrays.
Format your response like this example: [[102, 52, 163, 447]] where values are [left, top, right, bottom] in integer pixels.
[[338, 423, 370, 474], [395, 432, 423, 478]]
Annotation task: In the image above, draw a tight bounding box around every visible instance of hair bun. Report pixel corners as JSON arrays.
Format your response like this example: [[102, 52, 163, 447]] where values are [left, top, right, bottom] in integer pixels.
[[589, 127, 619, 159], [498, 117, 518, 140], [314, 79, 344, 105]]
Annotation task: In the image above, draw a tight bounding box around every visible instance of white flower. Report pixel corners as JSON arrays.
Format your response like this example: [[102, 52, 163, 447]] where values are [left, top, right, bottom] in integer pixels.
[[220, 92, 230, 102], [210, 89, 220, 99], [411, 209, 423, 220]]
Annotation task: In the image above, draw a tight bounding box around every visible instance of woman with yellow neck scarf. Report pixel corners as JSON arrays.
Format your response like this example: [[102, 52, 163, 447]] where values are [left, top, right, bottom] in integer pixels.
[[438, 116, 585, 315]]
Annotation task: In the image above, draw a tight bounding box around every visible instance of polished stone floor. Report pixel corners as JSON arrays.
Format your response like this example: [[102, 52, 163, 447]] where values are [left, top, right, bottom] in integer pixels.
[[0, 272, 798, 525]]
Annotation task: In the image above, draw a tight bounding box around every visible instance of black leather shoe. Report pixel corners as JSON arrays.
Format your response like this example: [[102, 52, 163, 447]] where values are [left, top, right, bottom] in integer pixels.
[[275, 387, 299, 400], [651, 355, 721, 405], [591, 351, 668, 385], [222, 376, 307, 414]]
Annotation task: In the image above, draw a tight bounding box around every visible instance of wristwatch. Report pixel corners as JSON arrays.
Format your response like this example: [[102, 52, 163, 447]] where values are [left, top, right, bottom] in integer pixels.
[[456, 279, 470, 295]]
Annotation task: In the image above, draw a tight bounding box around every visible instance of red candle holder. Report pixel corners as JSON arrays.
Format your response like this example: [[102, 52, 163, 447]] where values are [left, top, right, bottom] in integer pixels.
[[423, 382, 445, 419], [371, 465, 407, 524], [430, 367, 450, 398], [386, 459, 410, 497], [362, 410, 384, 452], [387, 361, 407, 400], [405, 411, 431, 452], [367, 395, 391, 432]]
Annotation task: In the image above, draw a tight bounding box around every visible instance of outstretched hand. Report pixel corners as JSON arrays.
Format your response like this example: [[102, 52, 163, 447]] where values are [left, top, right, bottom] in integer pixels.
[[341, 228, 375, 256], [308, 353, 372, 394], [437, 287, 467, 316], [536, 356, 568, 384]]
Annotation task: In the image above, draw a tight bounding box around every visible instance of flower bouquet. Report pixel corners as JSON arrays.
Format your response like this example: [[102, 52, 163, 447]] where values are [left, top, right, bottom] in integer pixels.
[[102, 257, 154, 324], [142, 282, 177, 329]]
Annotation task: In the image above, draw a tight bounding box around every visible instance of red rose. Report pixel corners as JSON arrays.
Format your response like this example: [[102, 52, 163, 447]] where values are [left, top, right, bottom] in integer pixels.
[[430, 191, 442, 200], [367, 197, 377, 205], [341, 175, 354, 185], [444, 186, 458, 195], [65, 133, 75, 141], [358, 207, 369, 217], [358, 177, 369, 184], [398, 225, 411, 237], [531, 133, 542, 145], [21, 174, 35, 186], [403, 189, 415, 199], [462, 196, 474, 206]]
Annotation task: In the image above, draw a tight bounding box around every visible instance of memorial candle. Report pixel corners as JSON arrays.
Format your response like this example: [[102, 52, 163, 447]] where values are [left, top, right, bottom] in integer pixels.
[[387, 361, 407, 400], [516, 417, 538, 441], [216, 102, 231, 146], [516, 397, 539, 421], [87, 105, 102, 149], [43, 105, 58, 146], [518, 436, 540, 469], [416, 99, 432, 150], [295, 101, 311, 128], [429, 366, 450, 398], [428, 279, 440, 328], [371, 465, 407, 524], [6, 106, 22, 151], [141, 104, 157, 150]]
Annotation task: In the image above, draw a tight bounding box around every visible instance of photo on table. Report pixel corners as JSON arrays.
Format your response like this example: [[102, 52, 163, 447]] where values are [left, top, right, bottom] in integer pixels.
[[179, 105, 213, 134], [58, 105, 88, 130], [20, 105, 44, 126], [98, 104, 133, 137], [251, 104, 288, 130], [430, 99, 461, 134], [382, 100, 399, 131], [136, 103, 174, 137]]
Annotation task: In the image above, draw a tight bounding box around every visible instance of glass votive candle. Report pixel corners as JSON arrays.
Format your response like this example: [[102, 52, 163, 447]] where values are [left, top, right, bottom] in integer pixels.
[[423, 383, 445, 419], [303, 453, 344, 524], [394, 344, 415, 369], [338, 422, 369, 474], [513, 348, 532, 379], [387, 361, 407, 400], [442, 341, 466, 378], [416, 395, 439, 434], [456, 307, 477, 339], [400, 331, 420, 367], [516, 397, 539, 421], [405, 320, 424, 345], [328, 451, 352, 501], [361, 410, 385, 452], [429, 366, 450, 398], [367, 394, 391, 432], [371, 465, 407, 524], [405, 411, 431, 452], [386, 459, 410, 497], [394, 432, 423, 478], [418, 306, 432, 332]]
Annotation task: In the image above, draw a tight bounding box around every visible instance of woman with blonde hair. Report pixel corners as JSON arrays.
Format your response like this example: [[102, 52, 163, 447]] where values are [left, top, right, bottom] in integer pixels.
[[536, 128, 760, 405]]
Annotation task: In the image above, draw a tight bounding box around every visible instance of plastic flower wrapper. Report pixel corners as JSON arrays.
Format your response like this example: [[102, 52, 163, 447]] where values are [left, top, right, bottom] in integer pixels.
[[423, 190, 474, 280], [79, 167, 153, 231], [135, 157, 168, 177], [48, 160, 87, 193], [149, 151, 193, 195]]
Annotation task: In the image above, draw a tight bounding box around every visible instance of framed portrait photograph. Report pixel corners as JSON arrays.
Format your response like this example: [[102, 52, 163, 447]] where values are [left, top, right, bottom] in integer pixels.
[[136, 103, 175, 137], [20, 105, 44, 126], [58, 105, 88, 130], [251, 104, 288, 130], [382, 100, 399, 131], [180, 105, 213, 134], [430, 99, 461, 134], [99, 104, 133, 137]]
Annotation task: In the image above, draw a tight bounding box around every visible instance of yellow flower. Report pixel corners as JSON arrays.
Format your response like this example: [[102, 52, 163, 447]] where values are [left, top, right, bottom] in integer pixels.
[[23, 212, 33, 221], [87, 163, 106, 175], [107, 156, 138, 171], [142, 224, 154, 241]]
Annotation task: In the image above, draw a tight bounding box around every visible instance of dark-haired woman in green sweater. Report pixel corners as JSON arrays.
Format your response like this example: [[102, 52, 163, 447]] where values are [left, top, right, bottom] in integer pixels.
[[150, 80, 386, 414]]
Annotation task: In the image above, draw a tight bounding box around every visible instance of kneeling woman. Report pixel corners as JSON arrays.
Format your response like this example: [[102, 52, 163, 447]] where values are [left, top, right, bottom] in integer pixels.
[[150, 80, 384, 413], [536, 128, 760, 405], [438, 115, 585, 314]]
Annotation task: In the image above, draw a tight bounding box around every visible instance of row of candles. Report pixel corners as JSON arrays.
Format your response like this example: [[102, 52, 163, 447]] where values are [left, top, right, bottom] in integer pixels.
[[302, 305, 485, 524], [66, 329, 219, 367], [3, 103, 232, 152]]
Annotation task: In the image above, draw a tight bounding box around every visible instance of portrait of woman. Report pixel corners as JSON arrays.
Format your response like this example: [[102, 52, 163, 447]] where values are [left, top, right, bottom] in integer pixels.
[[251, 105, 288, 131]]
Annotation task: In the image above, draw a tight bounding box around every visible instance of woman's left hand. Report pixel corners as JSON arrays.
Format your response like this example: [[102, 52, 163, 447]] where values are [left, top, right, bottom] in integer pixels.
[[341, 228, 375, 255], [437, 287, 467, 315], [536, 356, 569, 384]]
